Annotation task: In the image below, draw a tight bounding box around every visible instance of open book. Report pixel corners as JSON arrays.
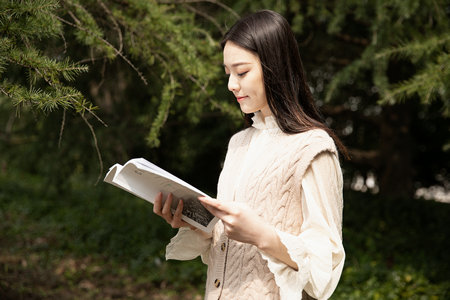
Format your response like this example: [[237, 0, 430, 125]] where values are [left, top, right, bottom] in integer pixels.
[[104, 158, 218, 233]]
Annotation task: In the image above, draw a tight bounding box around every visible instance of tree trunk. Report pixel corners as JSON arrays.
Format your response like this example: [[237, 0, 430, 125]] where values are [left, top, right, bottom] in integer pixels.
[[378, 104, 414, 198]]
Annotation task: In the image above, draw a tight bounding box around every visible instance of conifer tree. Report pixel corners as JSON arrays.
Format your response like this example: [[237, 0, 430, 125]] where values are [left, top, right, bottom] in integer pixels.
[[0, 0, 237, 147], [0, 0, 238, 182], [226, 0, 449, 197], [1, 0, 447, 197]]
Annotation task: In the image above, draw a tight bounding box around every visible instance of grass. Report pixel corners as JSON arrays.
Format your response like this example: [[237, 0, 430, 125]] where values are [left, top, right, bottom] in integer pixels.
[[333, 191, 450, 299], [0, 171, 205, 299], [1, 170, 449, 299]]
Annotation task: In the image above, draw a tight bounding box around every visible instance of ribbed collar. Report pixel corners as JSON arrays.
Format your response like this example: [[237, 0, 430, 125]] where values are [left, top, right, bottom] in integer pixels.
[[251, 111, 281, 132]]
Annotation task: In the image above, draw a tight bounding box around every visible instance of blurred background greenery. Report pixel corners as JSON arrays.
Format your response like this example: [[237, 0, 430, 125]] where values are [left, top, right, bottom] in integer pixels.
[[1, 0, 449, 299]]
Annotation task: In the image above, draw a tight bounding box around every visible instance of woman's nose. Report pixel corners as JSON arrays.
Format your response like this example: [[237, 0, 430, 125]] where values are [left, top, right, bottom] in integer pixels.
[[228, 75, 239, 92]]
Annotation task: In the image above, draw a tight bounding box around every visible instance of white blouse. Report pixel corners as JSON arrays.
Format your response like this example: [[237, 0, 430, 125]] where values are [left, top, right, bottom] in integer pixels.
[[166, 114, 345, 299]]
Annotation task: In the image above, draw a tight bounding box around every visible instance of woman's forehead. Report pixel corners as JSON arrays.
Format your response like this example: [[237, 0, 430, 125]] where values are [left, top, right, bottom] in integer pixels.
[[223, 42, 259, 67]]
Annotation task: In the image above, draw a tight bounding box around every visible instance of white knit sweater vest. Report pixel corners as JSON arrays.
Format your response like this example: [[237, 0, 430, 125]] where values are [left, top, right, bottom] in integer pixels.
[[203, 115, 338, 300]]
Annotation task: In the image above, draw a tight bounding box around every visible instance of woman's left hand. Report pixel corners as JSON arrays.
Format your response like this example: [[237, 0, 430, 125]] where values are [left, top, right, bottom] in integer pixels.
[[198, 196, 273, 247], [199, 196, 298, 270]]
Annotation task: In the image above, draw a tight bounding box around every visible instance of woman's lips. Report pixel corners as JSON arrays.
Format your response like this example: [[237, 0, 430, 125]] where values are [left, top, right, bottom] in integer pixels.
[[236, 96, 247, 102]]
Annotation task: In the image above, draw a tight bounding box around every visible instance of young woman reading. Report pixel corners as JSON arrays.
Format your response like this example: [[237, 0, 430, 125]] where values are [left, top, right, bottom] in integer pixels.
[[153, 10, 347, 300]]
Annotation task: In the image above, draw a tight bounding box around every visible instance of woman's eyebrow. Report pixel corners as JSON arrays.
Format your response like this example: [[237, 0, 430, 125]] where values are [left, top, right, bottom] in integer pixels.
[[222, 62, 251, 68]]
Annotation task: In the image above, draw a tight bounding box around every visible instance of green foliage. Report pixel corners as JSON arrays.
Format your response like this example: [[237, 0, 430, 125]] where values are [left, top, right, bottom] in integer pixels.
[[321, 0, 449, 116], [146, 81, 179, 147], [0, 0, 245, 189], [63, 0, 116, 59], [377, 36, 450, 115], [335, 265, 447, 299], [2, 82, 85, 112], [0, 0, 62, 39], [0, 0, 93, 115], [0, 170, 206, 296], [1, 172, 449, 298], [332, 191, 450, 299], [107, 0, 225, 146], [229, 0, 450, 116], [0, 0, 238, 151]]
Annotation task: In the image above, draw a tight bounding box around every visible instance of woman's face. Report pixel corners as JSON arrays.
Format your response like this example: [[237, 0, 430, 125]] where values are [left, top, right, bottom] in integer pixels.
[[223, 41, 271, 117]]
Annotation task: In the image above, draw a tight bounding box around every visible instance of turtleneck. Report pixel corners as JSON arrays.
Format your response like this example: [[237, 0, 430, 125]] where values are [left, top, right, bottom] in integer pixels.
[[229, 111, 282, 197], [251, 111, 281, 133]]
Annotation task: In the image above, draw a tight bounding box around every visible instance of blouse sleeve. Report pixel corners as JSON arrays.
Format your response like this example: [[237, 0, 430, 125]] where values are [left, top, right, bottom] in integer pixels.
[[259, 152, 345, 300], [165, 227, 212, 264]]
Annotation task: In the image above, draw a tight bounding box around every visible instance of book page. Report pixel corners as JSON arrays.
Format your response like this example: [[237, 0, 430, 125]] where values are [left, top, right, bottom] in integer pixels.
[[104, 158, 218, 232], [130, 158, 205, 195]]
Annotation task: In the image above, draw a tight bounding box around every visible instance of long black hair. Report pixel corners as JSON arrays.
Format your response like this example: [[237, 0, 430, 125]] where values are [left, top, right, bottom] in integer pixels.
[[221, 10, 348, 158]]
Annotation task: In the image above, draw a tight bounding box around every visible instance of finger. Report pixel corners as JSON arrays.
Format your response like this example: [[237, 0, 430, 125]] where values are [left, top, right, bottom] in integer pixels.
[[198, 197, 229, 215], [171, 198, 184, 226], [198, 196, 221, 209], [153, 192, 163, 215], [197, 198, 217, 214], [198, 197, 229, 219], [170, 200, 196, 229], [162, 193, 173, 221]]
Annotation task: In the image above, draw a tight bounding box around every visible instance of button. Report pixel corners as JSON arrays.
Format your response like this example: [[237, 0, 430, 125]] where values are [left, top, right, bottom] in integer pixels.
[[221, 242, 226, 251], [214, 279, 221, 288]]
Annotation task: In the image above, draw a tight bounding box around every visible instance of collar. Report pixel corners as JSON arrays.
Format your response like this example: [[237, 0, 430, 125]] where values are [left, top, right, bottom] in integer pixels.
[[251, 111, 281, 132]]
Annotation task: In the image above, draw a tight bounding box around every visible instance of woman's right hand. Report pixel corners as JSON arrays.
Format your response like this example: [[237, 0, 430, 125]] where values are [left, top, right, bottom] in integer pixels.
[[153, 192, 195, 230]]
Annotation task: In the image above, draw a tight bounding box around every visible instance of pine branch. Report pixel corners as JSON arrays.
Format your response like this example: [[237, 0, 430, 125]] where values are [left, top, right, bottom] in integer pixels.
[[379, 53, 450, 115], [58, 109, 66, 148], [1, 81, 73, 112], [8, 0, 59, 15], [55, 15, 148, 85], [146, 54, 179, 147], [335, 33, 370, 46], [80, 112, 104, 185], [1, 0, 62, 40], [0, 80, 108, 126], [208, 98, 241, 119], [375, 33, 450, 62], [183, 4, 225, 35], [325, 47, 376, 102], [97, 0, 123, 53], [157, 0, 240, 19], [8, 47, 88, 84]]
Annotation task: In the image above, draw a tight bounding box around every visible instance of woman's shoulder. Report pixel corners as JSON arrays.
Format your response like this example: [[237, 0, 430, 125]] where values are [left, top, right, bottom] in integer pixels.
[[289, 128, 337, 154], [290, 128, 333, 143], [228, 127, 255, 147]]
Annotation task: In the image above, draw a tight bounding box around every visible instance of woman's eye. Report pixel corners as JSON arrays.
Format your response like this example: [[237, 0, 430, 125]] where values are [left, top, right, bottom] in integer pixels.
[[237, 71, 248, 77]]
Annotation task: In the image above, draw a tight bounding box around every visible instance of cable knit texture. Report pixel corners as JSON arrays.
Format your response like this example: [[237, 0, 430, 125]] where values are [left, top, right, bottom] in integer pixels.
[[165, 112, 345, 299]]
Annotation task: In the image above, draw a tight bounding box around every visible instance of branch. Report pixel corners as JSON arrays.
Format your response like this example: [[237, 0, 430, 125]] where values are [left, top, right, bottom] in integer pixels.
[[328, 56, 352, 66], [77, 55, 109, 64], [80, 112, 103, 185], [157, 0, 239, 19], [347, 148, 380, 167], [0, 85, 11, 98], [184, 4, 225, 35], [58, 108, 66, 148], [55, 15, 148, 86], [335, 33, 369, 46], [146, 53, 178, 147], [97, 0, 123, 53], [321, 104, 381, 125]]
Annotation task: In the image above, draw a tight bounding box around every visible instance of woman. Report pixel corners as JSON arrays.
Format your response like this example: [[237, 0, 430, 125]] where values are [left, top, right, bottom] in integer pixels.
[[154, 10, 347, 300]]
